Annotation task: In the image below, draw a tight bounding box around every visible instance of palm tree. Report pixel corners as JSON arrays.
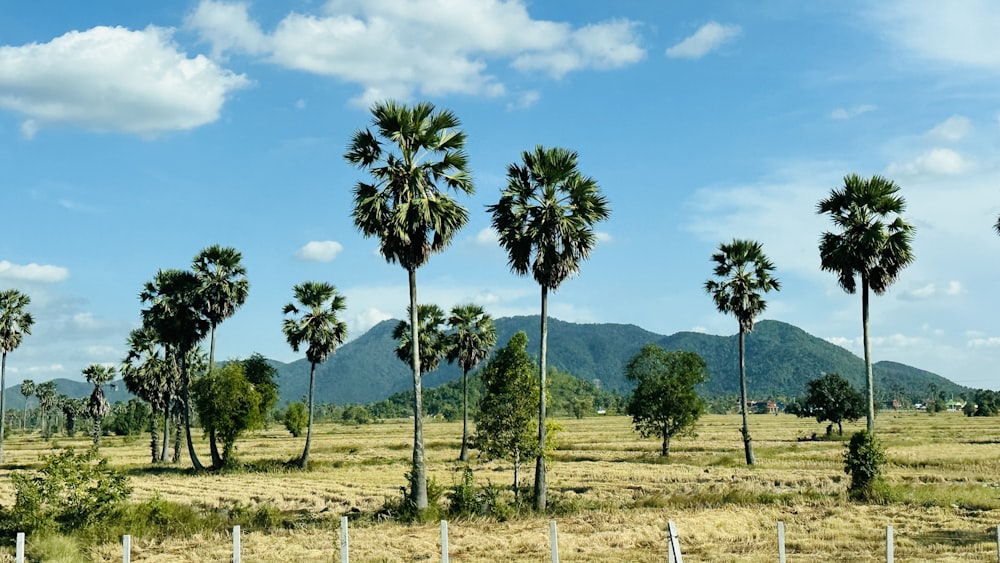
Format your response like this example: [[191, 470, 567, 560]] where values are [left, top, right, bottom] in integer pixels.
[[488, 145, 610, 510], [83, 364, 116, 446], [0, 289, 35, 462], [122, 325, 179, 463], [35, 381, 56, 439], [994, 214, 1000, 235], [818, 174, 915, 433], [282, 281, 347, 468], [392, 304, 448, 374], [704, 239, 781, 466], [140, 269, 211, 470], [193, 244, 249, 468], [19, 379, 35, 432], [446, 304, 497, 461], [345, 100, 473, 509]]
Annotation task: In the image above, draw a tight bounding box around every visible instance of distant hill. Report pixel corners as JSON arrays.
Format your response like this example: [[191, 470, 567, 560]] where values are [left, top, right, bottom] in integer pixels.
[[276, 316, 967, 405], [2, 318, 967, 409], [2, 378, 135, 410]]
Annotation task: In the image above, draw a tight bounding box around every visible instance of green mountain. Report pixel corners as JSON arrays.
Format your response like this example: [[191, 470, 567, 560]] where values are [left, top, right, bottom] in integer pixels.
[[278, 316, 967, 405]]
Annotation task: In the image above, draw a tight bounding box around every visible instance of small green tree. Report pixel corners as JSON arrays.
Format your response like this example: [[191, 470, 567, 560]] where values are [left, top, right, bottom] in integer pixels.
[[625, 346, 707, 456], [191, 363, 262, 467], [475, 332, 539, 498], [844, 430, 888, 502], [800, 372, 865, 436], [241, 353, 280, 423], [284, 402, 308, 437]]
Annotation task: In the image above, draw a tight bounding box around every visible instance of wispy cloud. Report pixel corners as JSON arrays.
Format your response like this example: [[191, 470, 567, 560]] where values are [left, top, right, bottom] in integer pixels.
[[887, 148, 969, 176], [928, 115, 971, 142], [0, 261, 69, 283], [665, 21, 741, 59], [830, 104, 876, 120]]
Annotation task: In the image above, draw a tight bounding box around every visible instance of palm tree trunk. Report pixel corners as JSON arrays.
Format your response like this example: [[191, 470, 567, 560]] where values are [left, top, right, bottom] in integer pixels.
[[534, 285, 549, 511], [662, 423, 670, 456], [0, 351, 7, 463], [408, 268, 428, 510], [93, 416, 101, 446], [180, 350, 205, 470], [161, 402, 170, 462], [207, 324, 223, 468], [300, 361, 316, 468], [150, 407, 160, 464], [738, 327, 755, 465], [459, 367, 469, 462], [862, 274, 875, 433]]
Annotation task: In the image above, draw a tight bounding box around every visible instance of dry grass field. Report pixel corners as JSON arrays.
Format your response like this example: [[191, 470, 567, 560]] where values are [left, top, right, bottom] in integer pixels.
[[2, 410, 1000, 561]]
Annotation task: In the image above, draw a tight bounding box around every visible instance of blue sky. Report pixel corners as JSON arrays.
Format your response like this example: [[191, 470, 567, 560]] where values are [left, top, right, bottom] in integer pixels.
[[2, 1, 999, 389]]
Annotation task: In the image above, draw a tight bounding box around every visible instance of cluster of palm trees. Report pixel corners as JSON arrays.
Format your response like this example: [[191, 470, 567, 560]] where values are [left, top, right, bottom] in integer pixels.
[[344, 101, 610, 511], [121, 245, 249, 469], [706, 174, 918, 465]]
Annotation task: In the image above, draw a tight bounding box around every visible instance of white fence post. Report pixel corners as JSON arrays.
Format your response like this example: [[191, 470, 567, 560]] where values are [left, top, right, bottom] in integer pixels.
[[777, 521, 786, 563], [441, 520, 450, 563], [550, 520, 559, 563], [995, 524, 999, 563], [667, 520, 684, 563], [233, 525, 241, 563], [15, 532, 24, 563], [341, 516, 350, 563], [886, 525, 894, 563], [123, 534, 131, 563]]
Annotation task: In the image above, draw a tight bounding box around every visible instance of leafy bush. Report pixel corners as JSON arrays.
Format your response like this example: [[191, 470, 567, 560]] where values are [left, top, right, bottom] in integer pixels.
[[341, 404, 372, 425], [284, 402, 308, 437], [6, 447, 132, 534], [379, 472, 444, 523], [844, 430, 890, 502]]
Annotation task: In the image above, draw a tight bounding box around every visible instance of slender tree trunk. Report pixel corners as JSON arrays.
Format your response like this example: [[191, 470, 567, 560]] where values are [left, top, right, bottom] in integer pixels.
[[459, 367, 469, 462], [300, 361, 316, 468], [180, 350, 205, 470], [172, 413, 182, 464], [861, 275, 875, 433], [738, 327, 755, 465], [161, 402, 170, 462], [534, 286, 549, 511], [150, 406, 160, 464], [408, 268, 428, 509], [662, 423, 670, 457], [207, 324, 223, 468], [92, 416, 101, 446], [513, 451, 520, 499], [0, 351, 7, 463]]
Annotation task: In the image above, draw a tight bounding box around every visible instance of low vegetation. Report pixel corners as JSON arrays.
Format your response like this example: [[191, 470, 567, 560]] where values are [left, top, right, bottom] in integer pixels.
[[1, 411, 998, 561]]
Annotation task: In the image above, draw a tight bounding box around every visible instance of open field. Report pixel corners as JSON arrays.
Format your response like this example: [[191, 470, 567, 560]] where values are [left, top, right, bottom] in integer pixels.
[[2, 411, 1000, 561]]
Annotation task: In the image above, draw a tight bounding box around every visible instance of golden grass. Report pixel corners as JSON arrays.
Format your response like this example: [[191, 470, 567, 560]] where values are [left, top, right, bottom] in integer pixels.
[[2, 411, 1000, 561]]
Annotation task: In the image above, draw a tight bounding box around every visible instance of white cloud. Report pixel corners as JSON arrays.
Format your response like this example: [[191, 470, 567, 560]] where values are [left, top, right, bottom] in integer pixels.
[[0, 261, 69, 283], [595, 231, 613, 243], [295, 240, 344, 262], [928, 115, 971, 142], [968, 336, 1000, 348], [474, 227, 499, 246], [887, 148, 969, 176], [870, 1, 1000, 70], [188, 0, 643, 104], [830, 104, 876, 120], [0, 25, 249, 136], [506, 91, 541, 111], [349, 307, 394, 337], [665, 21, 741, 59], [901, 280, 964, 300]]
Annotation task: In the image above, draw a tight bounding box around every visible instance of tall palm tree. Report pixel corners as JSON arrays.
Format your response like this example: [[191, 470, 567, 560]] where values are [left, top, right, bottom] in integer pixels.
[[19, 379, 35, 432], [488, 145, 610, 510], [122, 325, 179, 463], [83, 364, 116, 446], [0, 289, 35, 462], [282, 281, 347, 468], [345, 100, 473, 509], [704, 239, 781, 466], [446, 304, 497, 461], [193, 244, 249, 468], [140, 269, 211, 470], [35, 381, 56, 439], [818, 174, 915, 433]]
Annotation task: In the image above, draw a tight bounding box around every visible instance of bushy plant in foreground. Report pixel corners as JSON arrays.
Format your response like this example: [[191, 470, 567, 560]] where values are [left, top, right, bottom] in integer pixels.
[[844, 430, 890, 502]]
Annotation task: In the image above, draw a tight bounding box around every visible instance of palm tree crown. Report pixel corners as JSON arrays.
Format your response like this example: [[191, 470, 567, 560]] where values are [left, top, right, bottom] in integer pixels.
[[346, 100, 474, 271], [140, 269, 211, 354], [447, 304, 497, 373], [193, 244, 249, 367], [817, 174, 915, 295], [0, 289, 34, 354], [994, 214, 999, 236], [704, 239, 781, 333], [393, 304, 448, 373], [489, 146, 611, 291], [282, 282, 348, 366]]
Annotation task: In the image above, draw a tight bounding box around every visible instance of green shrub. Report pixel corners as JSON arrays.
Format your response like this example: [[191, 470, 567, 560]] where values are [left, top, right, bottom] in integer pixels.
[[380, 472, 444, 523], [284, 402, 308, 437], [8, 447, 132, 534], [844, 430, 890, 502]]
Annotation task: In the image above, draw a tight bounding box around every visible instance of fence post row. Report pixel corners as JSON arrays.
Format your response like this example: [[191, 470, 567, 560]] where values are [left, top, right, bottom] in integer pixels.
[[16, 532, 24, 563]]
